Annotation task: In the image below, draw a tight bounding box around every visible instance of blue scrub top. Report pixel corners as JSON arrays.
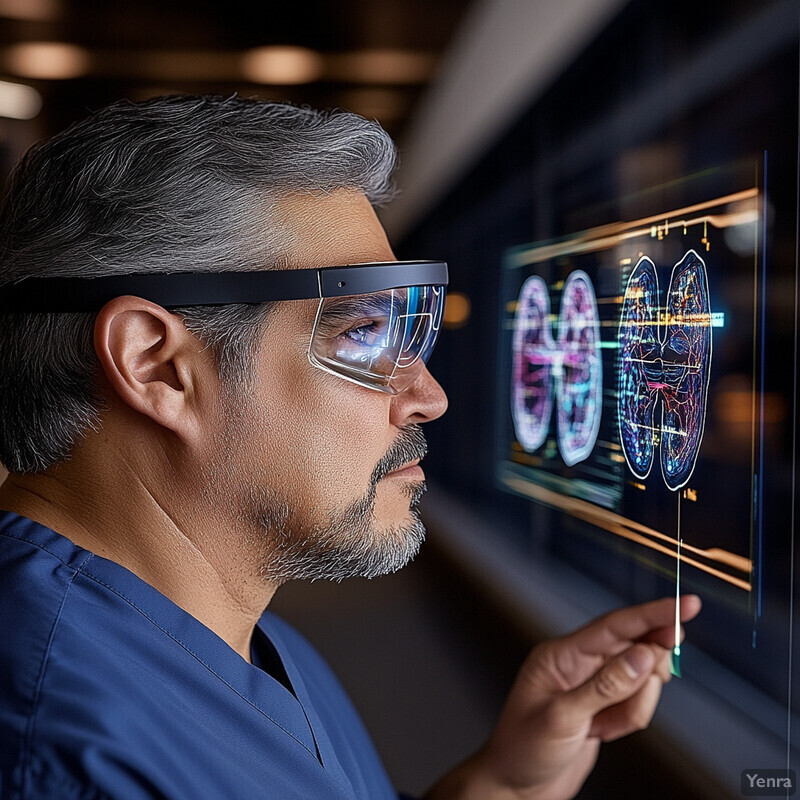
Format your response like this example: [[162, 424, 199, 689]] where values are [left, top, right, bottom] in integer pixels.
[[0, 511, 402, 799]]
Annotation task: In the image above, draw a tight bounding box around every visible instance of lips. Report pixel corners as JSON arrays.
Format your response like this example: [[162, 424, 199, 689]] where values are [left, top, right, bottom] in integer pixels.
[[384, 458, 423, 478], [373, 424, 428, 483]]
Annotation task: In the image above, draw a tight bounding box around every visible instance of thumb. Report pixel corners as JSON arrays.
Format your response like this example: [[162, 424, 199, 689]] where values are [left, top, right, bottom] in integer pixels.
[[565, 644, 656, 720]]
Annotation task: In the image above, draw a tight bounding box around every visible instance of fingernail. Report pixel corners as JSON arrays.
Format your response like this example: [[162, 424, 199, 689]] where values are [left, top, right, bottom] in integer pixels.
[[622, 646, 654, 678]]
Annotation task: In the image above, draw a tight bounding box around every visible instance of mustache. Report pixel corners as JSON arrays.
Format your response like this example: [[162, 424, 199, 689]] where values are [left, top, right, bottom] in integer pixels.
[[371, 424, 428, 483]]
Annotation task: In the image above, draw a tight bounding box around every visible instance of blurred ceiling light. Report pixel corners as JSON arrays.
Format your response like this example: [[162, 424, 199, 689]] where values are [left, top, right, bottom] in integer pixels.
[[5, 42, 89, 79], [242, 46, 322, 85], [0, 0, 60, 21], [326, 50, 436, 84], [0, 79, 41, 119]]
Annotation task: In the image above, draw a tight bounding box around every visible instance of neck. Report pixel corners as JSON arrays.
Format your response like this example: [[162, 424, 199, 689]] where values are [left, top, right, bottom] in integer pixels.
[[0, 445, 276, 663]]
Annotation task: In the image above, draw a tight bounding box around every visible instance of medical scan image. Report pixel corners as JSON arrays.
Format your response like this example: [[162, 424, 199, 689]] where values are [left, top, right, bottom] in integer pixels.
[[511, 270, 602, 466], [497, 172, 760, 611], [618, 250, 712, 491]]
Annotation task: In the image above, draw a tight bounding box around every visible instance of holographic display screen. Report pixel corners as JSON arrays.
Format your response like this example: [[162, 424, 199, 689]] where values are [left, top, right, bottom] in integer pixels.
[[496, 173, 761, 598]]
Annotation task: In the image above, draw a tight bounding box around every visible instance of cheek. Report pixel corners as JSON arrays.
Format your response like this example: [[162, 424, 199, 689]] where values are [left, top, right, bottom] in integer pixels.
[[253, 342, 391, 505]]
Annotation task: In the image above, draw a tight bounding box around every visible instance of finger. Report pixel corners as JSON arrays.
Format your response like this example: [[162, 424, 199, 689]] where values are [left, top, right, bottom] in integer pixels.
[[567, 595, 702, 657], [641, 622, 691, 651], [679, 594, 703, 620], [641, 624, 677, 649], [557, 643, 656, 724], [641, 595, 703, 650], [581, 595, 701, 652], [653, 645, 673, 683], [589, 673, 664, 741], [520, 597, 700, 696]]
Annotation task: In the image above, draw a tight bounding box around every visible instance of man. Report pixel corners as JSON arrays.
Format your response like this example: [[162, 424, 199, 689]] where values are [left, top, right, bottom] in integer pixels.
[[0, 95, 699, 799]]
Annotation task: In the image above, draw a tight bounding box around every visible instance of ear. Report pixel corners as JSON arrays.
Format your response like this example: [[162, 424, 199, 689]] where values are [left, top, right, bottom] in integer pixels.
[[94, 296, 209, 439]]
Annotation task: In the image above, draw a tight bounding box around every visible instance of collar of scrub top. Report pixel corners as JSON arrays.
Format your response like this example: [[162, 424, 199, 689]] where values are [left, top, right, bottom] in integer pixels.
[[0, 260, 449, 313]]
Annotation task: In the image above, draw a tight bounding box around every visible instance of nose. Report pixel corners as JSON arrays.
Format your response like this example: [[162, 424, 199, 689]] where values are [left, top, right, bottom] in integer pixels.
[[389, 365, 448, 426]]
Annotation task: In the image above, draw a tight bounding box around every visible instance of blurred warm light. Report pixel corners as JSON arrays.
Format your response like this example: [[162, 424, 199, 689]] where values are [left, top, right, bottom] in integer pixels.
[[717, 390, 785, 425], [0, 43, 433, 88], [326, 50, 435, 84], [6, 42, 90, 79], [443, 292, 471, 328], [0, 79, 42, 119], [0, 0, 60, 21], [242, 46, 322, 85], [339, 88, 406, 121]]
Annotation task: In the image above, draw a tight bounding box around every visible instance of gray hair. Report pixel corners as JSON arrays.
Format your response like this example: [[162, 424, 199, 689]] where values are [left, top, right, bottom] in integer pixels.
[[0, 95, 398, 473]]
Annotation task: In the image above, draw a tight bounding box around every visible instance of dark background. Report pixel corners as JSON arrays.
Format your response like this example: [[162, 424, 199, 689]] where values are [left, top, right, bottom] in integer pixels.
[[1, 1, 798, 797]]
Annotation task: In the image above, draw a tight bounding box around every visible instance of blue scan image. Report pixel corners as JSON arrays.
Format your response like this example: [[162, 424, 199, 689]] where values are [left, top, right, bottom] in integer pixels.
[[617, 250, 712, 490], [556, 270, 603, 467], [618, 257, 661, 480], [511, 271, 602, 466], [660, 251, 713, 489], [511, 275, 555, 453]]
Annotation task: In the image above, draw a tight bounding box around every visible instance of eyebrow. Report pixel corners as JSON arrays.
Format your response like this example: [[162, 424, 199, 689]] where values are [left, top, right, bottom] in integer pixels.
[[322, 292, 394, 319]]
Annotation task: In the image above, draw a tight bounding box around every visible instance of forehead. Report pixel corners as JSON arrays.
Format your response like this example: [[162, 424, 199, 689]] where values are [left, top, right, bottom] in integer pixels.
[[267, 189, 397, 335], [273, 189, 395, 269]]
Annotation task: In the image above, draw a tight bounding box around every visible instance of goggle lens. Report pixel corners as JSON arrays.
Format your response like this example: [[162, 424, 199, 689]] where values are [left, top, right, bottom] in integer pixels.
[[309, 285, 445, 393]]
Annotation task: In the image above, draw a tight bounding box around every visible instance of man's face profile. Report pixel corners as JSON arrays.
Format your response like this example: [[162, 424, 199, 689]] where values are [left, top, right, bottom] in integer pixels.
[[197, 190, 449, 583]]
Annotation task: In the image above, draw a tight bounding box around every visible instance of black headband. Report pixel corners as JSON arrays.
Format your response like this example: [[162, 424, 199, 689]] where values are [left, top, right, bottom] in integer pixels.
[[0, 260, 449, 313]]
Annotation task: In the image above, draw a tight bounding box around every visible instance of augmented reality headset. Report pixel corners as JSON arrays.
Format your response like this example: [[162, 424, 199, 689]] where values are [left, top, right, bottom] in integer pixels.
[[0, 260, 448, 394]]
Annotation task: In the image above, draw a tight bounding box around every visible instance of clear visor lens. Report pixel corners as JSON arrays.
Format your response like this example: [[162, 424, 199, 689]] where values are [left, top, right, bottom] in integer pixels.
[[308, 285, 445, 393]]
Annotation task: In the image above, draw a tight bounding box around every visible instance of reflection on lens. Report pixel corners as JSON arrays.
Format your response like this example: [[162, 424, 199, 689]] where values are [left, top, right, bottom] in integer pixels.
[[308, 284, 445, 393]]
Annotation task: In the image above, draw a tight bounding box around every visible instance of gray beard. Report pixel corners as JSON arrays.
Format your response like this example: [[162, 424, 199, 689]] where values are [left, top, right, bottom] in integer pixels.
[[209, 422, 430, 583], [254, 476, 427, 583]]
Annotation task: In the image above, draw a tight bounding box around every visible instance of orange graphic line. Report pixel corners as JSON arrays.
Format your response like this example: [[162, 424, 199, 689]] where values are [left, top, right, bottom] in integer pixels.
[[508, 189, 759, 267], [501, 474, 752, 590]]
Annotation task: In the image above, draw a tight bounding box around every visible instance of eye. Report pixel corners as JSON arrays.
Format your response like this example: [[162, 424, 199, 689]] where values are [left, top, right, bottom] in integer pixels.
[[344, 323, 376, 345], [340, 316, 390, 346]]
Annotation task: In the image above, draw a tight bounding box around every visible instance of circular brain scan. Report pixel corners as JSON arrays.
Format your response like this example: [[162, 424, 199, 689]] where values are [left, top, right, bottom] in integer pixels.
[[556, 270, 603, 466], [511, 270, 603, 466], [511, 275, 555, 453], [617, 250, 712, 490]]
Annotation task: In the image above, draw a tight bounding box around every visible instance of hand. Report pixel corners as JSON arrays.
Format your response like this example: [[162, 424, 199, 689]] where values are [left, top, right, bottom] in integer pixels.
[[425, 595, 702, 800]]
